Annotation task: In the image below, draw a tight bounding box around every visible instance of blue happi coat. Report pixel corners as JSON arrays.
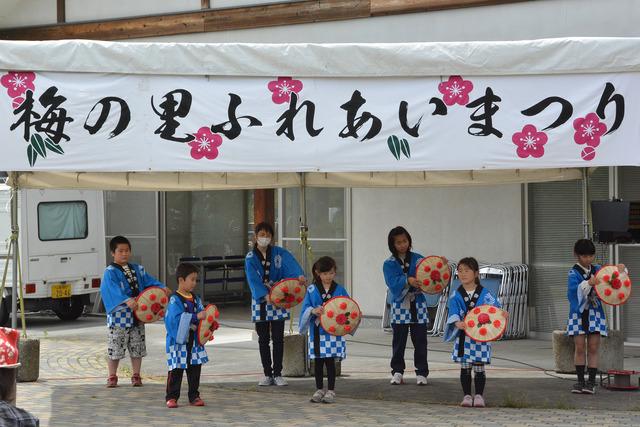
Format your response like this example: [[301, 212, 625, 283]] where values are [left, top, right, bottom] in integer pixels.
[[382, 252, 430, 325], [245, 245, 304, 322], [299, 283, 350, 359], [566, 264, 607, 336], [100, 263, 165, 328], [164, 293, 209, 370], [444, 286, 500, 364]]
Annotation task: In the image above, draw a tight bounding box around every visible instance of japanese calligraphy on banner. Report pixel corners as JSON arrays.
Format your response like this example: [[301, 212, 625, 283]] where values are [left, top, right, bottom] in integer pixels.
[[0, 70, 637, 172]]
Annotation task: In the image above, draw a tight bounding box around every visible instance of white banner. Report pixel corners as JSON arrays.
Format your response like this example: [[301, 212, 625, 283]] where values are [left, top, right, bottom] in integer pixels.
[[0, 70, 638, 172]]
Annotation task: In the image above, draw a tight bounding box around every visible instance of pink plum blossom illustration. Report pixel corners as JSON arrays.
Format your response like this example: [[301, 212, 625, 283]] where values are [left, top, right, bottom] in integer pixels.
[[573, 112, 607, 148], [1, 71, 36, 99], [438, 75, 474, 106], [512, 124, 548, 158], [188, 127, 223, 160], [267, 77, 303, 104]]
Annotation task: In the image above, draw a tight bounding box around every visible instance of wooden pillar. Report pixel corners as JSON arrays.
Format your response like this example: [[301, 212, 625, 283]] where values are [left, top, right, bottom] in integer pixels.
[[253, 189, 275, 228]]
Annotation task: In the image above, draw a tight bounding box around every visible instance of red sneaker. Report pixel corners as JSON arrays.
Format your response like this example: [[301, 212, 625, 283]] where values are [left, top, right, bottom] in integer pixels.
[[166, 399, 178, 409], [190, 397, 205, 407], [106, 375, 118, 388], [131, 374, 143, 387]]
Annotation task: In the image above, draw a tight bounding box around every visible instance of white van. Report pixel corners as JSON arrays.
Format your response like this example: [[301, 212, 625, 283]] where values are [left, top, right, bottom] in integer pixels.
[[0, 185, 105, 324]]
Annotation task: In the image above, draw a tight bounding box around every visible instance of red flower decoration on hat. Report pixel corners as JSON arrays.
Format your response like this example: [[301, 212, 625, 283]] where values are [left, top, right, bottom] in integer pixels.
[[430, 270, 441, 281], [336, 314, 347, 325], [0, 327, 20, 368]]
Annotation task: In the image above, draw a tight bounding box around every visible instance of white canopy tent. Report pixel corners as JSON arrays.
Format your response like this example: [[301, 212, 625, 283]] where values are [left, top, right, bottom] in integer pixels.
[[2, 37, 639, 327]]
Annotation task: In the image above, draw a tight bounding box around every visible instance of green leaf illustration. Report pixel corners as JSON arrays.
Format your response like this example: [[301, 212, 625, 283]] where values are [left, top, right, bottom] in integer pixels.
[[27, 145, 38, 167], [400, 138, 411, 159], [30, 134, 47, 158], [44, 137, 64, 155], [387, 135, 401, 160]]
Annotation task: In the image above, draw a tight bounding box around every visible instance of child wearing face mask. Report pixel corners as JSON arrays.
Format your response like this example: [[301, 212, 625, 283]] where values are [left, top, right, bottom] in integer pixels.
[[244, 222, 306, 387]]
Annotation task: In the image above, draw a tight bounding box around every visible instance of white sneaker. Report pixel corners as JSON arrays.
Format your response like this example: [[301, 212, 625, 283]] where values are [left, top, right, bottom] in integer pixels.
[[321, 390, 335, 403], [461, 394, 473, 407], [416, 375, 428, 386], [390, 372, 403, 385], [258, 376, 273, 386], [273, 376, 288, 386], [310, 389, 325, 403]]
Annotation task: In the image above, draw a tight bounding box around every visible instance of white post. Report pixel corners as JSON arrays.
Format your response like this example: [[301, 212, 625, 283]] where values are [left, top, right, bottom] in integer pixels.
[[10, 175, 18, 328]]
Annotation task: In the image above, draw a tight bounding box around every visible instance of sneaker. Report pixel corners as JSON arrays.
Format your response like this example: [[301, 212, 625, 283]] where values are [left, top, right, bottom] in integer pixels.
[[310, 389, 325, 403], [166, 399, 178, 409], [190, 397, 205, 406], [321, 390, 336, 404], [473, 394, 485, 408], [258, 376, 274, 386], [582, 380, 596, 394], [273, 376, 288, 386], [106, 375, 118, 388], [460, 395, 473, 407], [131, 373, 143, 387], [571, 381, 585, 394], [416, 375, 428, 386], [390, 372, 403, 385]]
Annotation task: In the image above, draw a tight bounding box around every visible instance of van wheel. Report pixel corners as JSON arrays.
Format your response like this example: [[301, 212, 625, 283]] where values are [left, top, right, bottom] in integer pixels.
[[0, 297, 9, 326], [53, 296, 85, 321]]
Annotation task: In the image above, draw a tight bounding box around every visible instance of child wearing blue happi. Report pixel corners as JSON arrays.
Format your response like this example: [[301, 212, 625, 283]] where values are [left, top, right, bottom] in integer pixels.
[[299, 256, 349, 404], [382, 226, 430, 386], [164, 263, 209, 408], [245, 222, 306, 387], [567, 238, 624, 395], [100, 235, 170, 388], [444, 257, 502, 408]]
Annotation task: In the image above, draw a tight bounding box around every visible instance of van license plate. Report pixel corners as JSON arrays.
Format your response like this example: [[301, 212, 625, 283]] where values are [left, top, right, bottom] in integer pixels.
[[51, 284, 72, 299]]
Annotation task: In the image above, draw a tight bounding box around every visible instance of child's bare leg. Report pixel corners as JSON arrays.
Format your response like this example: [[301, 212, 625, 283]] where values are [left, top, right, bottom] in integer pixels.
[[131, 357, 142, 375], [573, 335, 586, 365], [586, 334, 600, 368], [108, 359, 119, 377]]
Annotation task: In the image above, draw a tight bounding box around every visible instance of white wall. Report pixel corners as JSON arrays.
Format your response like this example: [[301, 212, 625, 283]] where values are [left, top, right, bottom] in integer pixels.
[[351, 185, 522, 316]]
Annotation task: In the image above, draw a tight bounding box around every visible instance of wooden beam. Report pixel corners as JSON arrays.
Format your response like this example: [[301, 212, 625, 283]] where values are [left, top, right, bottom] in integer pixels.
[[371, 0, 528, 16], [253, 189, 275, 229], [203, 0, 370, 33], [57, 0, 66, 24], [0, 0, 531, 41]]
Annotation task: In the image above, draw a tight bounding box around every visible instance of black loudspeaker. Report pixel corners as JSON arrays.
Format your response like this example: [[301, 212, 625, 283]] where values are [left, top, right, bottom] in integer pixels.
[[591, 200, 631, 243]]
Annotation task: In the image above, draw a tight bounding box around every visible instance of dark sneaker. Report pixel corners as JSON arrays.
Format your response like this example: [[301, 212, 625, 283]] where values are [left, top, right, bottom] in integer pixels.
[[571, 382, 584, 394], [582, 381, 596, 394]]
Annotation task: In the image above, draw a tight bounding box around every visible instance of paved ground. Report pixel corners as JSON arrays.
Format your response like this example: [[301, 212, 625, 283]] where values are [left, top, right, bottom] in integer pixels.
[[11, 307, 640, 426]]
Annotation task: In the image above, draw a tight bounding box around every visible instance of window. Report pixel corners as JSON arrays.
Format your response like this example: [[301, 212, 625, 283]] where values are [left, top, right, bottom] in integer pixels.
[[38, 201, 88, 241]]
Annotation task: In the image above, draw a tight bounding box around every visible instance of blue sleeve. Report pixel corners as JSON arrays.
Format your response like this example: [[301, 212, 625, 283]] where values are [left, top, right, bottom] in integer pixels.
[[298, 285, 315, 334], [480, 290, 501, 309], [164, 295, 184, 341], [443, 294, 464, 342], [281, 248, 304, 278], [567, 269, 585, 313], [137, 265, 164, 291], [383, 258, 408, 302], [335, 285, 350, 298], [99, 268, 129, 313], [245, 252, 268, 300]]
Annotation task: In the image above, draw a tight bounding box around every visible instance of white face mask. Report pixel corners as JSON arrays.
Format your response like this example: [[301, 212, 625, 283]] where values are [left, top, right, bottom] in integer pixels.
[[257, 237, 271, 248]]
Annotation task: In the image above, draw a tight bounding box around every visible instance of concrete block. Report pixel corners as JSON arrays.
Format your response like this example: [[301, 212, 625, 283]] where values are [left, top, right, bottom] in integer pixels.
[[282, 333, 306, 377], [553, 329, 624, 373], [17, 338, 40, 382]]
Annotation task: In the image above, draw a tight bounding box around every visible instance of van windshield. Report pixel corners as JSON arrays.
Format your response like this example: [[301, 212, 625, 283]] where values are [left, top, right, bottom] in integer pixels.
[[38, 201, 88, 241]]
